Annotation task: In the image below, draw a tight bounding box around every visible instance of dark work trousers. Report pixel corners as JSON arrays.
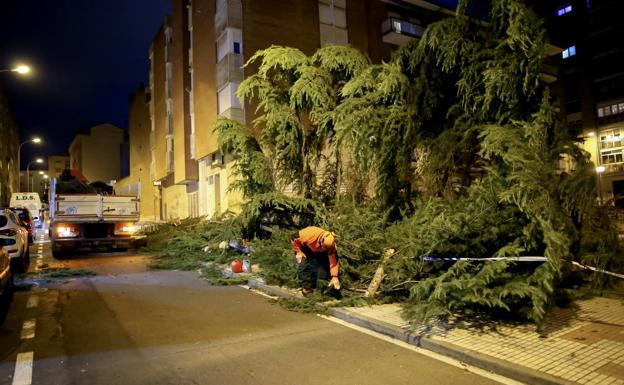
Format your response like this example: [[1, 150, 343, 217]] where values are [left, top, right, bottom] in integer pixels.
[[297, 244, 332, 290]]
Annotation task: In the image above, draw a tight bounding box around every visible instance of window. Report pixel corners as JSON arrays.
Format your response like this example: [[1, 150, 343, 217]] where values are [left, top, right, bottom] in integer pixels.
[[319, 0, 348, 46], [602, 149, 623, 164], [600, 129, 623, 150], [562, 45, 576, 59], [217, 83, 241, 114], [556, 5, 572, 16]]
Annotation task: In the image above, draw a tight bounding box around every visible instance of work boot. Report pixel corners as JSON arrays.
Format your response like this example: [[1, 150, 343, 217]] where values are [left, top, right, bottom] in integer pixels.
[[301, 288, 313, 297]]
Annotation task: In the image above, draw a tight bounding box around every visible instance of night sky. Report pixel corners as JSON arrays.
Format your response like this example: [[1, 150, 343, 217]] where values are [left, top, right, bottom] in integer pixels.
[[0, 0, 171, 168]]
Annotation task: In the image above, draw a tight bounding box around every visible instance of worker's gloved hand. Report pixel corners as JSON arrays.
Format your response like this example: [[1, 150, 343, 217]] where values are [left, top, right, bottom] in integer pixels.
[[328, 276, 341, 290], [295, 253, 306, 264]]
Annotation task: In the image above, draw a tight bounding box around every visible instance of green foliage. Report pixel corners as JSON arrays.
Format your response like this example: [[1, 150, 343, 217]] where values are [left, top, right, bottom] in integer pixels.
[[142, 216, 243, 270], [42, 268, 97, 278], [238, 44, 369, 200], [238, 192, 324, 238], [158, 0, 623, 325], [213, 118, 274, 198]]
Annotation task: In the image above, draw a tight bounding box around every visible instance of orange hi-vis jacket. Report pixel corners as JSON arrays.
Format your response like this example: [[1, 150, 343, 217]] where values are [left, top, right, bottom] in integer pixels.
[[291, 226, 339, 277]]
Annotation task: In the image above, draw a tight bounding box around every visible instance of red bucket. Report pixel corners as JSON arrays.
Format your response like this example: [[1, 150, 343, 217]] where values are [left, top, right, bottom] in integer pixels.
[[231, 259, 243, 273]]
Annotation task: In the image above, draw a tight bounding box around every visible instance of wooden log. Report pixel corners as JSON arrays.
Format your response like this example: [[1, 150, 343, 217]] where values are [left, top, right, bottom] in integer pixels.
[[365, 248, 396, 298]]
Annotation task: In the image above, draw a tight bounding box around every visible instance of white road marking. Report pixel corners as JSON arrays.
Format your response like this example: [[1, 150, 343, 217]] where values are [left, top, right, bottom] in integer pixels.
[[20, 320, 36, 339], [318, 315, 528, 385], [12, 352, 33, 385], [26, 296, 38, 309]]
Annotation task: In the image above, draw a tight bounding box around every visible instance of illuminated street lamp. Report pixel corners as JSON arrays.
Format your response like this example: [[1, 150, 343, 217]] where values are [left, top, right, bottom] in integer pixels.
[[596, 166, 605, 205], [0, 65, 31, 74], [26, 158, 44, 192], [18, 137, 42, 189]]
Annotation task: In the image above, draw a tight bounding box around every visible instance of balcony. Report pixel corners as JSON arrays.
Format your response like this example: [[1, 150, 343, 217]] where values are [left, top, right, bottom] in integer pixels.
[[218, 107, 245, 123], [540, 63, 558, 83], [604, 163, 624, 175], [215, 0, 242, 38], [217, 53, 244, 90], [381, 18, 424, 46]]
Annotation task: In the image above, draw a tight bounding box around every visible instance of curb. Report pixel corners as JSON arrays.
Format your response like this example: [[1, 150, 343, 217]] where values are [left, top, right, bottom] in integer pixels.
[[246, 278, 571, 385]]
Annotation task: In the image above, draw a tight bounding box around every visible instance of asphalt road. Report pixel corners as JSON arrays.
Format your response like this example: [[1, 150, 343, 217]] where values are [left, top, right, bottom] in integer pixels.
[[0, 229, 505, 385]]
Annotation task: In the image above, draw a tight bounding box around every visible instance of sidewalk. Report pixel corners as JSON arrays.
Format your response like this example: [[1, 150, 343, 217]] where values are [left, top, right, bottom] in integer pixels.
[[247, 279, 624, 385]]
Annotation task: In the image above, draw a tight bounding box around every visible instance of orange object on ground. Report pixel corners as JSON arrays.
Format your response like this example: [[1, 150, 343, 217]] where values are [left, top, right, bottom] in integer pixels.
[[231, 259, 243, 273]]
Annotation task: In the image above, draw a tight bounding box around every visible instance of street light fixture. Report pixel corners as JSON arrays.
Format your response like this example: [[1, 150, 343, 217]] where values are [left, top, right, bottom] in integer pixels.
[[26, 158, 44, 192], [18, 137, 42, 190], [0, 65, 31, 74], [596, 166, 606, 205]]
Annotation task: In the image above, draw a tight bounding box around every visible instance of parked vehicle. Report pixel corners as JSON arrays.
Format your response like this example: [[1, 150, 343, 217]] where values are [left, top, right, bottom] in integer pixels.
[[0, 209, 30, 273], [10, 193, 43, 228], [49, 177, 146, 257], [9, 207, 35, 243], [0, 243, 13, 324]]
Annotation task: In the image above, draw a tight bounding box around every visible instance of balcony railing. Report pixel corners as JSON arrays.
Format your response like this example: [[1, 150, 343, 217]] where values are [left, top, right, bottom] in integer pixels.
[[217, 53, 244, 90], [219, 107, 245, 123], [381, 18, 424, 46], [604, 163, 624, 174]]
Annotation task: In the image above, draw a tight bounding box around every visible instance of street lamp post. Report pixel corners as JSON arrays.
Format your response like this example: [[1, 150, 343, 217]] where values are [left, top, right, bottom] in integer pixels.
[[2, 65, 36, 192], [18, 137, 42, 190], [26, 158, 44, 192]]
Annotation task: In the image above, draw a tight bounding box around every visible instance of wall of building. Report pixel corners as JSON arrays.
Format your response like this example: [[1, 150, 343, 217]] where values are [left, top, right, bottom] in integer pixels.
[[161, 183, 189, 220], [114, 87, 158, 221], [192, 0, 218, 160], [68, 123, 124, 183], [0, 84, 19, 205], [172, 0, 198, 185], [151, 19, 172, 183], [48, 155, 70, 180]]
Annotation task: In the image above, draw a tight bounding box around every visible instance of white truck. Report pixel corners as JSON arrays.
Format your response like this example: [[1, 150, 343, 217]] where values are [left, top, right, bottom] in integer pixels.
[[49, 178, 146, 257]]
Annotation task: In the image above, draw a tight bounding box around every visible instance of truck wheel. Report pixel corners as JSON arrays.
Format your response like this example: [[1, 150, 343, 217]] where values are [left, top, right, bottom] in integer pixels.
[[52, 249, 65, 259]]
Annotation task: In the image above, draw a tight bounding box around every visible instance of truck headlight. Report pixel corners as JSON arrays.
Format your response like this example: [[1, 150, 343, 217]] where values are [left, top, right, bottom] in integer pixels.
[[114, 223, 137, 235], [56, 225, 79, 238]]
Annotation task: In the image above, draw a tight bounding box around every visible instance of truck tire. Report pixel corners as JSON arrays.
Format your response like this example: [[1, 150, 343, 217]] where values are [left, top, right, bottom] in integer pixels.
[[52, 249, 65, 259]]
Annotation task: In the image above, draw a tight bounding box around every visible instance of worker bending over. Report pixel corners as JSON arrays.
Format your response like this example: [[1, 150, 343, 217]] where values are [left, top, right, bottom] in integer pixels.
[[291, 226, 340, 297]]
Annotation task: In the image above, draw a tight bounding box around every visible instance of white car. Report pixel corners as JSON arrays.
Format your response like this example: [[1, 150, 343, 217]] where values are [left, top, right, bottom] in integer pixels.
[[0, 209, 30, 273]]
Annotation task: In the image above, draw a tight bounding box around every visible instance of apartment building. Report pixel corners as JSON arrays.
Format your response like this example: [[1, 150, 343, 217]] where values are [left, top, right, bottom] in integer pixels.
[[68, 123, 125, 184], [544, 0, 624, 206], [114, 87, 158, 221], [47, 155, 70, 180], [0, 84, 19, 205], [146, 0, 497, 220]]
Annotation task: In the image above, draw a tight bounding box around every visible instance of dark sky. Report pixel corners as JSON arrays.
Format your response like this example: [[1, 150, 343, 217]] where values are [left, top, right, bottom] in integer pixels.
[[0, 0, 171, 168]]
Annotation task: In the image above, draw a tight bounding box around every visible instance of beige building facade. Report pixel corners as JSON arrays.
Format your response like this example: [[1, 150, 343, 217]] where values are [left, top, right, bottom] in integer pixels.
[[47, 155, 70, 180], [143, 0, 453, 221], [68, 123, 125, 184], [114, 87, 158, 221], [0, 85, 19, 205]]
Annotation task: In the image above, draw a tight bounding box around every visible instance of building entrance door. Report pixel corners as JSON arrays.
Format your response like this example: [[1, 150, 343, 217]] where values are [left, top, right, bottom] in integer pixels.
[[613, 180, 624, 208]]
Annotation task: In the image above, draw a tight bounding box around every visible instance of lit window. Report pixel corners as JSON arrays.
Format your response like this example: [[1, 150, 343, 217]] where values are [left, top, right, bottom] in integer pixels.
[[619, 103, 624, 113], [562, 45, 576, 59], [605, 106, 612, 116], [614, 104, 620, 114], [556, 5, 572, 16], [598, 108, 604, 117]]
